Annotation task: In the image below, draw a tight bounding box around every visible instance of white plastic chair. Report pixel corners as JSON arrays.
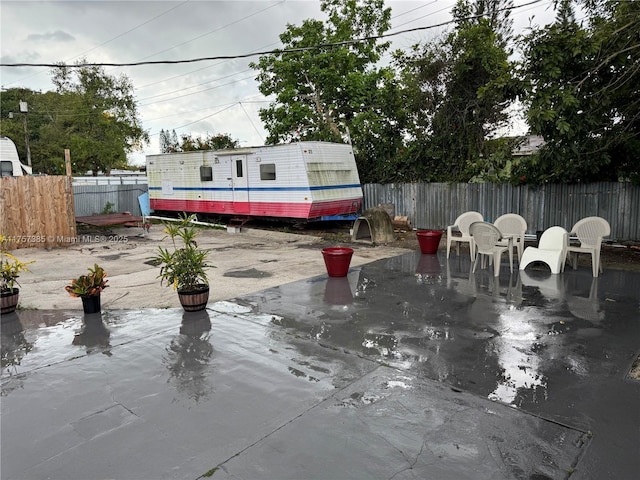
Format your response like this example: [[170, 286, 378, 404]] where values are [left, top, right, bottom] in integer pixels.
[[494, 213, 527, 262], [519, 226, 568, 275], [566, 217, 610, 277], [446, 211, 483, 260], [469, 222, 513, 277]]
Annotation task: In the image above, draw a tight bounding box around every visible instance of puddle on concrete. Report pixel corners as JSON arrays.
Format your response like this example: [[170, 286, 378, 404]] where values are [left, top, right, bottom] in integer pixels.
[[224, 268, 272, 279]]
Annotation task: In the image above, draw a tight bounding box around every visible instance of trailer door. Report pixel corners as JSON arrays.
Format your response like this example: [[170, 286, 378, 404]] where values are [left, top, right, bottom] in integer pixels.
[[231, 155, 249, 213]]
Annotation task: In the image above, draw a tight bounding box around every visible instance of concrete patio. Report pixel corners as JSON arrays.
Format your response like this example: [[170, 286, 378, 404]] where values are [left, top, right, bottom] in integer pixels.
[[1, 250, 639, 479]]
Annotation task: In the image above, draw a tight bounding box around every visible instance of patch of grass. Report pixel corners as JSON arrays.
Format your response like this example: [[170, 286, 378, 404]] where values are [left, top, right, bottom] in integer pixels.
[[201, 466, 218, 477]]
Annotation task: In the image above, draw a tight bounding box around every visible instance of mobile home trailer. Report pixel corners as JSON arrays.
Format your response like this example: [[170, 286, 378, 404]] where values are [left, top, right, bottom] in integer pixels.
[[0, 136, 32, 177], [147, 142, 363, 221]]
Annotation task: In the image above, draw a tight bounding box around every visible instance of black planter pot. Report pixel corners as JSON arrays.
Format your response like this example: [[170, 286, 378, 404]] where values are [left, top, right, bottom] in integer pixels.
[[1, 288, 20, 316], [177, 285, 209, 312], [81, 295, 101, 314]]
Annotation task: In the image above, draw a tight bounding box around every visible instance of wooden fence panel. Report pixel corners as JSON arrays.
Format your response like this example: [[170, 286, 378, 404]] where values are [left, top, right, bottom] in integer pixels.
[[1, 176, 76, 249]]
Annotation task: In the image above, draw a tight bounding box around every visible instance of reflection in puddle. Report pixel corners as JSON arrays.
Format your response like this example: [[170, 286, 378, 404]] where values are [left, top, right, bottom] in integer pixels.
[[1, 317, 33, 377], [72, 313, 111, 355], [362, 332, 399, 358], [488, 307, 547, 405], [163, 311, 214, 404]]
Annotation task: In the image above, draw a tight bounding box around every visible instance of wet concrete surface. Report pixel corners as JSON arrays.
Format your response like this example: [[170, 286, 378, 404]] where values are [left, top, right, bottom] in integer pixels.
[[1, 251, 639, 479]]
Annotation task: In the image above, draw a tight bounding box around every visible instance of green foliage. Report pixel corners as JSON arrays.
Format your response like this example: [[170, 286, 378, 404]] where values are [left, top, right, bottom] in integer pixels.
[[0, 60, 148, 175], [393, 0, 517, 182], [64, 264, 108, 298], [152, 214, 213, 292], [101, 202, 116, 215], [469, 136, 520, 183], [159, 132, 240, 153], [517, 0, 640, 184], [0, 236, 34, 292], [250, 0, 402, 174]]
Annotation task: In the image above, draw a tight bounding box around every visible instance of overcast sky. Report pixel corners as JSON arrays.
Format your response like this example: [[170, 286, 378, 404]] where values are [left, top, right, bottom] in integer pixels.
[[1, 0, 558, 166]]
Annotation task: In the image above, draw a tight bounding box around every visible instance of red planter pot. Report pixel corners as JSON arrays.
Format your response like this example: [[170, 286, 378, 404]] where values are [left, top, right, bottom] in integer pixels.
[[322, 247, 354, 277], [416, 230, 443, 254]]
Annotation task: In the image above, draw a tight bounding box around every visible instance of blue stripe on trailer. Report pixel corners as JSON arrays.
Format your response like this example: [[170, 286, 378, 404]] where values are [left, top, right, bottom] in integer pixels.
[[148, 184, 361, 192]]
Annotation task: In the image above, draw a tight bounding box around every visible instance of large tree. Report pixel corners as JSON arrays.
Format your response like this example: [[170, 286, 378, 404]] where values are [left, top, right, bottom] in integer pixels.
[[250, 0, 404, 183], [394, 0, 517, 182], [517, 0, 640, 184], [0, 88, 56, 172], [48, 60, 148, 175]]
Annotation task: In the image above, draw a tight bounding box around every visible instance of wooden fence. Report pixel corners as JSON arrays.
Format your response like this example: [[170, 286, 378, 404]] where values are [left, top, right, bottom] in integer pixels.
[[1, 176, 77, 249]]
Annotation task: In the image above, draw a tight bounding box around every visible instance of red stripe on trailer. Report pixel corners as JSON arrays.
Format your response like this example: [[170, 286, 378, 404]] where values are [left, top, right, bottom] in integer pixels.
[[150, 198, 361, 219], [309, 198, 362, 217]]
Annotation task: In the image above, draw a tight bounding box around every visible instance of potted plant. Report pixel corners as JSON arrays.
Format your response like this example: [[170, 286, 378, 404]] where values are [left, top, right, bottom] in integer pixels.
[[152, 214, 213, 312], [65, 264, 109, 314], [1, 236, 34, 316]]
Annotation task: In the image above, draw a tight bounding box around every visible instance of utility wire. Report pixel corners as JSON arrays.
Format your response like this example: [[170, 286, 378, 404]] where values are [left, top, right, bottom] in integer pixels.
[[1, 0, 543, 68], [2, 0, 193, 86]]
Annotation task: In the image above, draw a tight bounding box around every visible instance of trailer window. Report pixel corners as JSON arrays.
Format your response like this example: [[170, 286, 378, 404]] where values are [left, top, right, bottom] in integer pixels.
[[200, 165, 213, 181], [236, 159, 243, 178], [1, 161, 13, 177], [260, 163, 276, 181]]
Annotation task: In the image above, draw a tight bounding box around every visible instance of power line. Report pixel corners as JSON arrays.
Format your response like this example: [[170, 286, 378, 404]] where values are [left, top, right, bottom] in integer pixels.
[[138, 74, 256, 106], [133, 0, 286, 63], [2, 0, 193, 87], [1, 0, 543, 68], [136, 69, 254, 102], [148, 102, 238, 136]]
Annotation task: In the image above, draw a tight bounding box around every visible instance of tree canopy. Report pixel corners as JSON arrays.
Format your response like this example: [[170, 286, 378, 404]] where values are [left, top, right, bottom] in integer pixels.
[[0, 61, 148, 175], [249, 0, 405, 183], [159, 130, 240, 153], [516, 0, 640, 184]]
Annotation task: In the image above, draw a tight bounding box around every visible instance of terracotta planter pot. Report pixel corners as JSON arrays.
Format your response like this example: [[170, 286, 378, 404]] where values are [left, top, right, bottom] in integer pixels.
[[322, 247, 354, 277], [1, 288, 20, 316], [178, 285, 210, 312]]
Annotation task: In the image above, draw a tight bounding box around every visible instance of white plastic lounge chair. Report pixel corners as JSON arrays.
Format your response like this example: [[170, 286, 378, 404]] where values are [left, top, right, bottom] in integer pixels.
[[566, 216, 610, 277], [494, 213, 527, 262], [469, 221, 513, 277], [446, 211, 483, 260], [519, 226, 568, 275]]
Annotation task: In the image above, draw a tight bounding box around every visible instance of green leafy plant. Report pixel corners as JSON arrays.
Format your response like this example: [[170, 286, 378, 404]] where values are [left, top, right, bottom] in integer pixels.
[[100, 201, 116, 215], [152, 214, 212, 292], [65, 264, 109, 298], [0, 235, 34, 292]]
